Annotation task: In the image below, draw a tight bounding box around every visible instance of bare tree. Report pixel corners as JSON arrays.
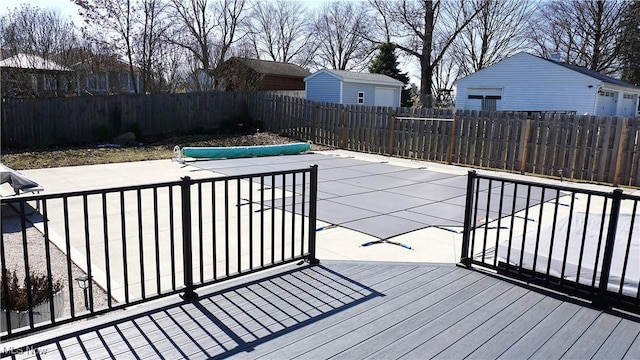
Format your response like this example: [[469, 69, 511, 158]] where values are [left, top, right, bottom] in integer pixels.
[[527, 0, 627, 75], [311, 1, 373, 71], [370, 0, 486, 107], [214, 0, 247, 65], [0, 5, 79, 61], [74, 0, 140, 93], [169, 0, 247, 68], [168, 0, 247, 90], [245, 0, 312, 65], [452, 0, 532, 76], [0, 5, 80, 97], [136, 0, 171, 93]]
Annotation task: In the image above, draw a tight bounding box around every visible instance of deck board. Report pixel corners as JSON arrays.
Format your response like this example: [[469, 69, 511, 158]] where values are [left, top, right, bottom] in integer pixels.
[[593, 319, 640, 359], [334, 278, 512, 359], [399, 289, 545, 359], [622, 334, 640, 359], [528, 306, 601, 360], [2, 261, 639, 360], [562, 314, 623, 359], [276, 271, 487, 359], [458, 296, 562, 359], [496, 301, 582, 359]]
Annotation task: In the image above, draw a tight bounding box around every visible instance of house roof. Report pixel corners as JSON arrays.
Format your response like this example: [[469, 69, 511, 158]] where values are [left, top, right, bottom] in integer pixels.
[[0, 53, 71, 72], [539, 56, 640, 89], [69, 52, 141, 73], [224, 57, 311, 78], [306, 69, 404, 86]]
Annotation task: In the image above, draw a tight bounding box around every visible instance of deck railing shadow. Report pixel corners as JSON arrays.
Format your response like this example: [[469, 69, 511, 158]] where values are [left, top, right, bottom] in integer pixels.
[[460, 171, 640, 314], [0, 165, 319, 340], [0, 264, 383, 358]]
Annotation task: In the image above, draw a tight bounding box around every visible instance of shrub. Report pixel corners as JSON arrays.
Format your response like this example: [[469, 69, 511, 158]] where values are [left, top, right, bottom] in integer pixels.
[[0, 269, 63, 311]]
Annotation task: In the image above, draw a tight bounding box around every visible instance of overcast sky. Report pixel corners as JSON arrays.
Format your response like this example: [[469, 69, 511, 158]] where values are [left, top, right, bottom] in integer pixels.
[[0, 0, 83, 26], [0, 0, 342, 21]]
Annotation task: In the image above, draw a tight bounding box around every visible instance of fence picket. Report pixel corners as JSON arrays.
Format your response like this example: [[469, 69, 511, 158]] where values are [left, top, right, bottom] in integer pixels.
[[2, 94, 639, 186]]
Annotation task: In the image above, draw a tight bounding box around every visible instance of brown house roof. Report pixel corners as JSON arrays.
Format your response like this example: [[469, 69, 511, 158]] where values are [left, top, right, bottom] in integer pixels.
[[221, 57, 310, 78]]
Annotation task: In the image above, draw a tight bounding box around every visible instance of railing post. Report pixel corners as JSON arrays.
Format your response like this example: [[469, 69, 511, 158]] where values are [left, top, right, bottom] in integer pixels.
[[460, 170, 477, 268], [594, 188, 623, 308], [180, 176, 198, 300], [307, 165, 320, 265]]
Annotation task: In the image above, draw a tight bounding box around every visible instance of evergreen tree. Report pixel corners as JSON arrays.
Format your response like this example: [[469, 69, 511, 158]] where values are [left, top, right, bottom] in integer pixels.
[[620, 2, 640, 86], [369, 42, 413, 107]]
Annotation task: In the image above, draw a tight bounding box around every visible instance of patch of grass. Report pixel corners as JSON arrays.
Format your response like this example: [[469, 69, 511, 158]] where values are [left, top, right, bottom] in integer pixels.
[[1, 132, 322, 170]]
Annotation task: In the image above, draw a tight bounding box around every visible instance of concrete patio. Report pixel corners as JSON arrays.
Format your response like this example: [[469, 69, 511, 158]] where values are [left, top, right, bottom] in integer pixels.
[[2, 149, 639, 359]]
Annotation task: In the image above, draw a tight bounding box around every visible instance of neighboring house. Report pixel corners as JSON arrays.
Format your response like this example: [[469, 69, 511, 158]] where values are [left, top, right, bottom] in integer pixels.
[[212, 57, 310, 94], [70, 53, 142, 95], [0, 53, 74, 98], [305, 69, 403, 107], [455, 52, 640, 117], [185, 69, 217, 92]]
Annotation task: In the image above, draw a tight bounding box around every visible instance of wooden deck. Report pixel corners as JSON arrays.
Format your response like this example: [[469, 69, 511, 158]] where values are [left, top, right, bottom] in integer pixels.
[[2, 261, 639, 359]]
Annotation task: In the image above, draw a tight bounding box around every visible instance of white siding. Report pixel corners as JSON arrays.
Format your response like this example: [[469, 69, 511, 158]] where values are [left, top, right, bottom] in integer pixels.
[[456, 52, 598, 114]]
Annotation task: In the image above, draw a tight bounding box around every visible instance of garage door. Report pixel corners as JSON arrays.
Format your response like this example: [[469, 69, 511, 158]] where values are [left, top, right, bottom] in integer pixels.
[[596, 90, 617, 115], [375, 87, 395, 107], [621, 94, 638, 117]]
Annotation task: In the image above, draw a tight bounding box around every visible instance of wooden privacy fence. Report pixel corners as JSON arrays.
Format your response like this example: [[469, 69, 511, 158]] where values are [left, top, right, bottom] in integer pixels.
[[2, 92, 639, 187], [255, 95, 640, 187], [1, 92, 252, 147]]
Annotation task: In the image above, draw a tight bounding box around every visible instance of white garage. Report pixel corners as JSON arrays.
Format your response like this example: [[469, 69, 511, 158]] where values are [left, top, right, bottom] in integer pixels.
[[455, 52, 640, 116], [621, 93, 639, 117]]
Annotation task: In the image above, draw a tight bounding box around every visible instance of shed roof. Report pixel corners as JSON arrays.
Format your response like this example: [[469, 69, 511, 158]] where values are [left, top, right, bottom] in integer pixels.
[[306, 69, 403, 86], [0, 53, 71, 72]]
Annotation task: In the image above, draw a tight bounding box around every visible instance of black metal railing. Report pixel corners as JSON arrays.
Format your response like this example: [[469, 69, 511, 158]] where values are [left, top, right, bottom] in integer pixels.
[[460, 170, 639, 313], [0, 165, 318, 339]]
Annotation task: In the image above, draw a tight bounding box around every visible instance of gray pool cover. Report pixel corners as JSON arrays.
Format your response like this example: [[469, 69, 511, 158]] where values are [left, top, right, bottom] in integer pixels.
[[192, 153, 551, 240]]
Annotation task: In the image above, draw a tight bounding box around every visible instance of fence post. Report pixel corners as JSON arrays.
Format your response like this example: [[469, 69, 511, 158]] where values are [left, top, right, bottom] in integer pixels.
[[518, 117, 532, 174], [307, 165, 320, 265], [180, 176, 198, 300], [447, 111, 457, 164], [612, 118, 629, 186], [276, 95, 283, 133], [312, 103, 319, 145], [387, 113, 397, 156], [594, 188, 623, 308], [460, 170, 477, 268], [340, 106, 348, 149]]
